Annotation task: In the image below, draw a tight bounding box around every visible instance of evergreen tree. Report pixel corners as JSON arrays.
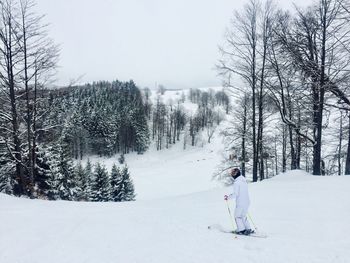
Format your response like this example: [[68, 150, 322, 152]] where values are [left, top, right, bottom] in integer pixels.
[[0, 143, 14, 194], [34, 146, 57, 200], [118, 154, 125, 164], [74, 163, 88, 200], [90, 162, 110, 202], [0, 165, 14, 195], [120, 166, 136, 201], [110, 164, 123, 202], [84, 159, 93, 200], [53, 140, 78, 201]]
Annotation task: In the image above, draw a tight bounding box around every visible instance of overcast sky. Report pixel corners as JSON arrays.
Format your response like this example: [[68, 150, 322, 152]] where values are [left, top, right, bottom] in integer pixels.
[[35, 0, 311, 89]]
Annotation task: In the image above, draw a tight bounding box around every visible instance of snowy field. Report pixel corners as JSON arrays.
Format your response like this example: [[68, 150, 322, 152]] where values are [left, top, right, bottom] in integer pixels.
[[1, 170, 349, 263], [1, 88, 349, 262], [83, 131, 225, 200]]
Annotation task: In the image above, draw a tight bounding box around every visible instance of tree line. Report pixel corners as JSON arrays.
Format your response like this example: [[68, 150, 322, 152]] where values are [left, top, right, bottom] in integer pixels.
[[218, 0, 350, 179], [151, 88, 228, 150], [45, 80, 150, 158], [39, 158, 135, 202]]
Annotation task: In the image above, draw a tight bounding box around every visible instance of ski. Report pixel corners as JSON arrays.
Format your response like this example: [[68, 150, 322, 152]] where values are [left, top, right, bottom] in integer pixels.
[[208, 224, 267, 238], [236, 231, 267, 238]]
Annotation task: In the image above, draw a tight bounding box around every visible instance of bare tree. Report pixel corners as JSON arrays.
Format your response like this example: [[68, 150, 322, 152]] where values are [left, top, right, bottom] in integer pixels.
[[0, 0, 58, 196], [272, 0, 350, 175], [265, 10, 314, 171], [257, 0, 274, 180], [218, 0, 260, 181], [0, 0, 25, 195], [18, 0, 59, 195]]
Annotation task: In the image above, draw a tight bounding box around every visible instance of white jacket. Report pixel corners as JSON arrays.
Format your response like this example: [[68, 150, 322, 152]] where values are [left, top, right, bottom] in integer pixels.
[[228, 175, 250, 209]]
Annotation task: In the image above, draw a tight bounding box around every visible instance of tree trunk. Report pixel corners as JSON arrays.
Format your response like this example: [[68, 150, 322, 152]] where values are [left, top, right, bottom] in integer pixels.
[[252, 29, 258, 183], [338, 110, 343, 175], [274, 135, 278, 176], [241, 98, 247, 177], [296, 108, 301, 169], [282, 125, 287, 173]]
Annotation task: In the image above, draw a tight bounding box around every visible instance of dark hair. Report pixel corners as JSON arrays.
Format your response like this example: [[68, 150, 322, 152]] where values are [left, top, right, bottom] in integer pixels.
[[230, 168, 241, 179], [233, 168, 241, 178]]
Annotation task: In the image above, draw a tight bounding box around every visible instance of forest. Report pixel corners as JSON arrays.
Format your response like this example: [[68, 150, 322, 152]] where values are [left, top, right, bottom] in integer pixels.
[[217, 0, 350, 181]]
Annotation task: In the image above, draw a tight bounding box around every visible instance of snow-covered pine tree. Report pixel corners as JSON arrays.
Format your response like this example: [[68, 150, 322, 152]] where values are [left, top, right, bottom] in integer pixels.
[[0, 141, 14, 194], [90, 162, 110, 202], [120, 165, 136, 201], [110, 164, 123, 201], [0, 164, 14, 194], [74, 163, 88, 200], [131, 99, 150, 154], [118, 154, 125, 164], [34, 146, 58, 200], [66, 108, 89, 160], [84, 159, 93, 201], [53, 140, 78, 201]]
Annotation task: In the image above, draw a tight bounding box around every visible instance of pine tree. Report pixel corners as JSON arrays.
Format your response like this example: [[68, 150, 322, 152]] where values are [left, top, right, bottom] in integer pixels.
[[74, 163, 88, 200], [118, 154, 125, 164], [0, 164, 13, 194], [34, 146, 57, 200], [0, 143, 14, 194], [120, 166, 136, 201], [84, 159, 93, 201], [110, 164, 123, 202], [54, 141, 78, 201], [90, 162, 110, 202]]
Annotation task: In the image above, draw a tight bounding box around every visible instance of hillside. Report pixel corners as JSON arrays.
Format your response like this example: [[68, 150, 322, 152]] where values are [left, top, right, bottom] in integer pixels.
[[79, 87, 229, 200], [84, 121, 225, 200], [1, 170, 349, 263]]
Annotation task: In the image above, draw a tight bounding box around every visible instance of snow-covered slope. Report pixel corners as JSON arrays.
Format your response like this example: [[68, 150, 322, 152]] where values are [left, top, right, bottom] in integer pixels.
[[1, 170, 349, 263], [84, 87, 228, 200], [1, 88, 349, 262], [84, 131, 224, 200]]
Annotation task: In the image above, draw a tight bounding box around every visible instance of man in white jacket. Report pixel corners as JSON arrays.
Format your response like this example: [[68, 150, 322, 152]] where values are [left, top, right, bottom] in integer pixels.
[[224, 168, 254, 235]]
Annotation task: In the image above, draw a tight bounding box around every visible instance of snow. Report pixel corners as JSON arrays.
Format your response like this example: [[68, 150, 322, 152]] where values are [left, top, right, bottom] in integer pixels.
[[83, 132, 224, 200], [1, 87, 350, 262], [83, 87, 228, 200], [149, 87, 225, 114], [1, 170, 349, 263]]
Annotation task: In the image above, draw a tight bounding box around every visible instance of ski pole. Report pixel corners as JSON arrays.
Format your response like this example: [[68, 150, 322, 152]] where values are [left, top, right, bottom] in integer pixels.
[[247, 213, 258, 231], [225, 200, 236, 232]]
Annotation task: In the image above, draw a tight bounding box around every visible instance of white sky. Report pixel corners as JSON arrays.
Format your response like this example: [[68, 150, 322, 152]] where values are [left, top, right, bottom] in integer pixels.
[[35, 0, 311, 89]]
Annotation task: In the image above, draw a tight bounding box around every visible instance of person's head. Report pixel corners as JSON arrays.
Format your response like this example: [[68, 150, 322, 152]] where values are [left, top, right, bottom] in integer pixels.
[[230, 168, 241, 179]]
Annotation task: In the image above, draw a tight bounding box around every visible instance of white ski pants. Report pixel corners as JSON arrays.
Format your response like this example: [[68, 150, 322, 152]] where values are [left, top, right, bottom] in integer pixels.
[[234, 206, 251, 231]]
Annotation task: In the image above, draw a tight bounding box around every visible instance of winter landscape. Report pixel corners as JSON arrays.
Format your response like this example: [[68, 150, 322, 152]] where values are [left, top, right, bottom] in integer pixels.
[[1, 160, 350, 263], [1, 0, 350, 262]]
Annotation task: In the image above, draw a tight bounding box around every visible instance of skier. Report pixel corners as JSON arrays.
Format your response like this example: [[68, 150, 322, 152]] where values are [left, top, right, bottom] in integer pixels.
[[224, 168, 254, 235]]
